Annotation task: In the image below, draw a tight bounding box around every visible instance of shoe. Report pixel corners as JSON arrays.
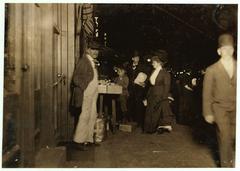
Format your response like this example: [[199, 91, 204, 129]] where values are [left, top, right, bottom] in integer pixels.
[[86, 142, 101, 147], [164, 125, 172, 132], [156, 128, 165, 134], [73, 142, 88, 151], [156, 128, 170, 134], [157, 125, 172, 132]]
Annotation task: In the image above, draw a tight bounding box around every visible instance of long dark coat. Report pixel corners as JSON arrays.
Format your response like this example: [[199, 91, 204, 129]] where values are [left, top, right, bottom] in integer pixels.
[[144, 69, 173, 133], [127, 63, 148, 125], [71, 55, 94, 108]]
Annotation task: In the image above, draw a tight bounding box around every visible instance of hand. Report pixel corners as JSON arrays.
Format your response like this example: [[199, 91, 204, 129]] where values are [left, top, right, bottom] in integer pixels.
[[138, 82, 145, 87], [168, 96, 174, 101], [192, 78, 197, 86], [205, 115, 215, 124], [143, 100, 147, 106]]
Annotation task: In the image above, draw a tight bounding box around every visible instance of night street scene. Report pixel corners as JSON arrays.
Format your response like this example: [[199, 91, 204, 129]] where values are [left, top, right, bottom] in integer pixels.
[[2, 3, 238, 168]]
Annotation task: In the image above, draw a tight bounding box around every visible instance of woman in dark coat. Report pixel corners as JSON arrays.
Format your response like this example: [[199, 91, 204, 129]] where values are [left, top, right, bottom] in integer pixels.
[[144, 50, 174, 134], [180, 71, 197, 125]]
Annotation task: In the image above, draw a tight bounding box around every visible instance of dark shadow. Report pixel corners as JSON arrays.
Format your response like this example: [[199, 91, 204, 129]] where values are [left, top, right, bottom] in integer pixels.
[[65, 141, 96, 162], [190, 114, 220, 167], [69, 106, 82, 132], [57, 141, 96, 162], [2, 150, 21, 168]]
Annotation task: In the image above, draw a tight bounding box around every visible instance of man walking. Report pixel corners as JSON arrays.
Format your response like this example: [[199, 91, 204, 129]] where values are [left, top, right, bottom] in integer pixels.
[[203, 33, 236, 167]]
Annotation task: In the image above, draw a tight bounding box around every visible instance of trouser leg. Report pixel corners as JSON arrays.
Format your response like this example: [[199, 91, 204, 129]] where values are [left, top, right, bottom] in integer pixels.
[[120, 95, 128, 122], [127, 95, 135, 122], [73, 95, 91, 143], [136, 99, 145, 129], [86, 91, 98, 143], [72, 107, 82, 131], [74, 91, 98, 143], [215, 110, 236, 167]]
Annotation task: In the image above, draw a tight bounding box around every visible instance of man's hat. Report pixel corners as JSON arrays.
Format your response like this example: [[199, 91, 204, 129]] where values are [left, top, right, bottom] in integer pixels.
[[151, 49, 168, 64], [132, 50, 140, 57], [218, 33, 234, 47], [88, 39, 103, 50]]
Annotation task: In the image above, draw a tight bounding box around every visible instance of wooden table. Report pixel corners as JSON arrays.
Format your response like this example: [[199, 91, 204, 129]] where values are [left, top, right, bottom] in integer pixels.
[[98, 84, 122, 133]]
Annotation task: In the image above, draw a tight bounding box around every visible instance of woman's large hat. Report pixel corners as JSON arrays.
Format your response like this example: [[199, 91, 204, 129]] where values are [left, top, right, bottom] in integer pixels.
[[151, 49, 168, 64]]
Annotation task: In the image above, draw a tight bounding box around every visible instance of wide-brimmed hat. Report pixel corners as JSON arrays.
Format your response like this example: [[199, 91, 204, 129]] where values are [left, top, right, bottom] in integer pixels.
[[151, 49, 168, 64], [218, 33, 234, 48]]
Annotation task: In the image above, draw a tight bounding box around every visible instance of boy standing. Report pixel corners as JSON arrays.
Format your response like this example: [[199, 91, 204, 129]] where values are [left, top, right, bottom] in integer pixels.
[[115, 67, 129, 123]]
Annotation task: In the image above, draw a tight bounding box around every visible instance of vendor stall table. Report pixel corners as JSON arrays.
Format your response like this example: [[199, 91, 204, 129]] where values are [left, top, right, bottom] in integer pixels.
[[98, 83, 122, 133]]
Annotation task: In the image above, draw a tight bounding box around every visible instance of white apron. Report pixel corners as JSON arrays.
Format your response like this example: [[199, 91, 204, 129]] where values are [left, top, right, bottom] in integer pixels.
[[73, 55, 98, 143]]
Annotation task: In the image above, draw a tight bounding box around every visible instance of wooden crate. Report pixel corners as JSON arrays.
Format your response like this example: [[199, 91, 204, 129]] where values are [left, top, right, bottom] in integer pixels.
[[119, 122, 137, 132], [107, 84, 122, 94], [98, 84, 122, 94], [98, 84, 107, 94]]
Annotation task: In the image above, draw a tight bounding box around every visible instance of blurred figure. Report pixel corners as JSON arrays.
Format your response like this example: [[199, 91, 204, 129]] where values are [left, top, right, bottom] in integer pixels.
[[144, 50, 174, 134], [170, 77, 182, 124], [179, 71, 197, 125], [114, 66, 129, 123], [203, 33, 236, 167]]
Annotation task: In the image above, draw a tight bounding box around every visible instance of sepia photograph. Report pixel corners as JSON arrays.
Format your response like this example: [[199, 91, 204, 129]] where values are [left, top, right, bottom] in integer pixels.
[[1, 1, 238, 168]]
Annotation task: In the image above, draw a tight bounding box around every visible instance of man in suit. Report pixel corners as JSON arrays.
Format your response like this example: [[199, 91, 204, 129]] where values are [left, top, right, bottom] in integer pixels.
[[71, 40, 101, 150], [203, 33, 236, 167], [127, 50, 148, 131]]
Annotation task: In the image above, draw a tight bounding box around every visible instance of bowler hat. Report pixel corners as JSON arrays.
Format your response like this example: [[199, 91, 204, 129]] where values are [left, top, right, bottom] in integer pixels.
[[151, 49, 168, 64], [132, 50, 140, 57], [88, 39, 103, 50], [218, 33, 234, 47]]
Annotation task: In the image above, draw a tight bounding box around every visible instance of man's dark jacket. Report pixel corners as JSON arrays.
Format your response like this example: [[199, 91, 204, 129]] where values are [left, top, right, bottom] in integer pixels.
[[71, 55, 94, 108], [203, 60, 237, 118]]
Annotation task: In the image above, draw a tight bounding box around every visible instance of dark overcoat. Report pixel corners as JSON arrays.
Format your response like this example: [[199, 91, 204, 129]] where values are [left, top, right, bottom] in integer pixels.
[[144, 69, 173, 133], [203, 60, 236, 117]]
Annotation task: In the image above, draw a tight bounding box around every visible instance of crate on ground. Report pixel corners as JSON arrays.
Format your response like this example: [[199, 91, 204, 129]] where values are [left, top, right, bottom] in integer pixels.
[[119, 122, 137, 132]]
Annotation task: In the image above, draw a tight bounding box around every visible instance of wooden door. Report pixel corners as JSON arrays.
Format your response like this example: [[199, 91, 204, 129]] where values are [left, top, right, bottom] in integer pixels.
[[20, 4, 57, 166], [52, 4, 75, 143], [8, 3, 75, 167], [32, 3, 42, 154], [52, 4, 66, 142], [36, 4, 75, 145], [20, 4, 43, 166]]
